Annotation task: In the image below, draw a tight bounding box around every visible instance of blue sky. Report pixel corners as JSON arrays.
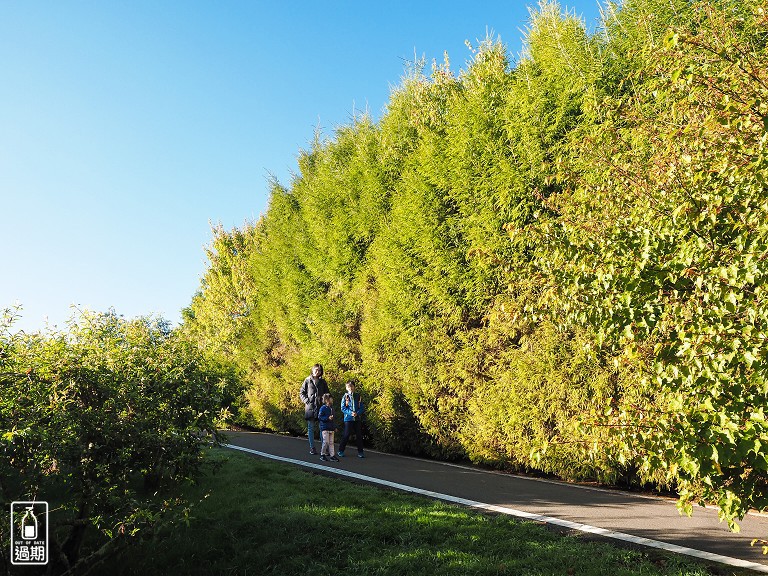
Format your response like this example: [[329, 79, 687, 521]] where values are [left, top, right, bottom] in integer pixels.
[[1, 1, 602, 333]]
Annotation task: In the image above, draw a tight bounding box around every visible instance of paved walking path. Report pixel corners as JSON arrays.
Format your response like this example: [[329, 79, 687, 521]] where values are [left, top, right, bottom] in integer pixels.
[[224, 431, 768, 573]]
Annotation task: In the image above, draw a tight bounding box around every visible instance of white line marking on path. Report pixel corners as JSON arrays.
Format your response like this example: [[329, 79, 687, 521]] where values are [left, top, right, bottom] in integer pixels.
[[224, 444, 767, 573]]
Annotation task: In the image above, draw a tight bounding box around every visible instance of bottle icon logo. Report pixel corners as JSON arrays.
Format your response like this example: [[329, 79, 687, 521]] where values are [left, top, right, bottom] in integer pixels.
[[21, 507, 38, 540], [10, 501, 48, 566]]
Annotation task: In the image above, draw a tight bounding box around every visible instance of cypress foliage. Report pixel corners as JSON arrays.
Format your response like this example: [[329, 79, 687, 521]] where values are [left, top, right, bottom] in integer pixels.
[[185, 0, 768, 527]]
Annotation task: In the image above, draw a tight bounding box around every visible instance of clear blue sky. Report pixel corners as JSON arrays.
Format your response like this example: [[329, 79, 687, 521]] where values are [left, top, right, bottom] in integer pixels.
[[1, 1, 602, 334]]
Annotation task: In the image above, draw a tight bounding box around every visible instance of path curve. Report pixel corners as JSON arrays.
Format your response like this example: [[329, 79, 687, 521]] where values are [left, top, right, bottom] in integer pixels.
[[224, 431, 768, 573]]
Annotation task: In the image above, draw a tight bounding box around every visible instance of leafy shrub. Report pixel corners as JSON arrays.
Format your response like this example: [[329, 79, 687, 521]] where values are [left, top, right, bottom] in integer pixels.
[[0, 308, 233, 575]]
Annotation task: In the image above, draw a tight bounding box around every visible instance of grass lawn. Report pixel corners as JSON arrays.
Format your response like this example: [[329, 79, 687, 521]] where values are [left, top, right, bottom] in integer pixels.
[[92, 448, 738, 576]]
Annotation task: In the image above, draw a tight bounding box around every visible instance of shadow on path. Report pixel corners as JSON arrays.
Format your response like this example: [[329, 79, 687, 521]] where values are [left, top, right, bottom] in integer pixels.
[[224, 431, 768, 573]]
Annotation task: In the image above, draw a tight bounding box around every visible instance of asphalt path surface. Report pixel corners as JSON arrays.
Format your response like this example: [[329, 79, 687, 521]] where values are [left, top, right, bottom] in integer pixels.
[[224, 430, 768, 573]]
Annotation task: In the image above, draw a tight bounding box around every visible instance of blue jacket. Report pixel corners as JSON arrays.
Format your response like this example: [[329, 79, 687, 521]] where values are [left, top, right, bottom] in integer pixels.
[[318, 404, 336, 431], [341, 392, 364, 422]]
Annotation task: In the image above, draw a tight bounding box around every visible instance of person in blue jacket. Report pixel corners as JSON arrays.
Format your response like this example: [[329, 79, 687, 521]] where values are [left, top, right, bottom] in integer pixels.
[[317, 393, 339, 462], [338, 381, 365, 458]]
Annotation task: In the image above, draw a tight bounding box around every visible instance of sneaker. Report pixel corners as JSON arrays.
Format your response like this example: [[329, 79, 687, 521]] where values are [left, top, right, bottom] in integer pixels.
[[319, 455, 329, 461], [309, 448, 317, 455], [337, 451, 345, 457], [329, 456, 340, 462], [358, 452, 365, 458]]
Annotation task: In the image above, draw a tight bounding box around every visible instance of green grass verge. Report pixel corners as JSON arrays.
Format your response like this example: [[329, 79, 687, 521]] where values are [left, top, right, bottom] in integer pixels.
[[92, 448, 731, 576]]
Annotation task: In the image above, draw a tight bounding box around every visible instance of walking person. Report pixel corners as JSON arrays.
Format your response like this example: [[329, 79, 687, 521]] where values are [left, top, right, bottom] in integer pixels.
[[299, 364, 329, 455], [317, 393, 339, 462], [338, 381, 365, 458]]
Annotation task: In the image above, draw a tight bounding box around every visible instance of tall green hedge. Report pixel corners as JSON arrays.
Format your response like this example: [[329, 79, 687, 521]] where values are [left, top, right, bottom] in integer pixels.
[[184, 0, 768, 529]]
